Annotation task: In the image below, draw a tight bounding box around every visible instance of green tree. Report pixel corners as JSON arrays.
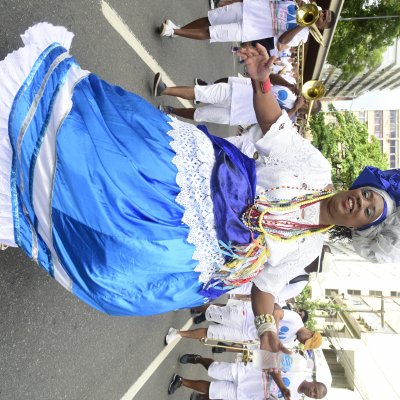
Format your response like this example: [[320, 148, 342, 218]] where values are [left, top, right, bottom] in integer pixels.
[[328, 0, 400, 80], [310, 107, 388, 189], [295, 285, 346, 330]]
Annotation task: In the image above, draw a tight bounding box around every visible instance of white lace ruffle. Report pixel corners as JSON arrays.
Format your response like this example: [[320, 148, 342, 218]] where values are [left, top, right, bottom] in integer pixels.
[[166, 118, 225, 283], [0, 23, 74, 246]]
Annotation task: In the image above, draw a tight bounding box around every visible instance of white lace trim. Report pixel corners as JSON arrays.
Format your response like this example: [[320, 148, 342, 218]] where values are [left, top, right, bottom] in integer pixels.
[[0, 23, 74, 246], [166, 117, 225, 283]]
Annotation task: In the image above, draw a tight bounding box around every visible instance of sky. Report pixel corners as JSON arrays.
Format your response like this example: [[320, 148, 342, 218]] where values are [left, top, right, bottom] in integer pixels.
[[333, 87, 400, 111]]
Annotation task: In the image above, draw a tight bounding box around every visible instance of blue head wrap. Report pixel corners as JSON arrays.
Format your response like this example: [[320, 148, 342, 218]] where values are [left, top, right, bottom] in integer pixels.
[[350, 166, 400, 230]]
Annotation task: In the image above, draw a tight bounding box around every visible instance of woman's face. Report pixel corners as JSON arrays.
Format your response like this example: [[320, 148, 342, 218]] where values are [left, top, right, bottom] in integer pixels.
[[327, 187, 385, 229]]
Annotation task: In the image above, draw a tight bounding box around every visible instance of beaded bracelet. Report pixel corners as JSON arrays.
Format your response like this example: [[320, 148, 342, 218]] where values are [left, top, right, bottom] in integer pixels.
[[256, 322, 276, 337], [254, 313, 275, 329]]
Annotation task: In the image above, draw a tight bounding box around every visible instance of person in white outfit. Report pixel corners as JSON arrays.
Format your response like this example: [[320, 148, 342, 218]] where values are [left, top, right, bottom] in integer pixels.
[[154, 73, 320, 127], [165, 302, 322, 352], [167, 354, 328, 400], [159, 0, 333, 50]]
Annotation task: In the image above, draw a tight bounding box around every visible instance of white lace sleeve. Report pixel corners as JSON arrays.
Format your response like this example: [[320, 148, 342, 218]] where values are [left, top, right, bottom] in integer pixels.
[[254, 112, 332, 194]]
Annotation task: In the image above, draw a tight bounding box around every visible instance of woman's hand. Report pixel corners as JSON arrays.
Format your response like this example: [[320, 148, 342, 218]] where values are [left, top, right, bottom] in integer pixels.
[[281, 387, 291, 400], [235, 43, 276, 83], [260, 331, 291, 373]]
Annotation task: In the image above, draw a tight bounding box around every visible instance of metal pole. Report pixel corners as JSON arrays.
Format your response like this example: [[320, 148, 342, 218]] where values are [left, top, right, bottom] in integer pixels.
[[340, 15, 400, 21]]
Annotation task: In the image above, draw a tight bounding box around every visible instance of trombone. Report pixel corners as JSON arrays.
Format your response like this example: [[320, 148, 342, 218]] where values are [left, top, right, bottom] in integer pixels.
[[296, 3, 325, 47], [201, 337, 257, 365]]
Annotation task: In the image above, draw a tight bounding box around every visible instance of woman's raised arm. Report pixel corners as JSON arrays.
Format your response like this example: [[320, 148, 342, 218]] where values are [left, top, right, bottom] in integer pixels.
[[235, 44, 282, 133]]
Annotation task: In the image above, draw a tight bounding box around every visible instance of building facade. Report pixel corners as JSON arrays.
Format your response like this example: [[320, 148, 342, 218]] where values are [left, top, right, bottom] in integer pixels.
[[309, 242, 400, 399], [353, 109, 400, 168], [321, 38, 400, 100]]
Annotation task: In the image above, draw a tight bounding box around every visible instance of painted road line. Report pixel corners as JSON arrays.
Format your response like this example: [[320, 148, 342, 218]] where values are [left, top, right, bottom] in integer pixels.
[[101, 0, 192, 108], [119, 318, 193, 400]]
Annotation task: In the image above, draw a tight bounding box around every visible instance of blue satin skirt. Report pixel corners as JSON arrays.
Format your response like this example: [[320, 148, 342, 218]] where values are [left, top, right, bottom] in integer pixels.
[[9, 43, 256, 316], [50, 75, 211, 315]]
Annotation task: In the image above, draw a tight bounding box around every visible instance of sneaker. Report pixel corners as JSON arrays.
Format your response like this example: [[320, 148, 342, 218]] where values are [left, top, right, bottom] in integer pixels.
[[194, 78, 209, 86], [165, 327, 180, 345], [153, 72, 167, 97], [179, 354, 201, 364], [212, 346, 226, 354], [160, 19, 179, 37], [193, 313, 206, 324], [168, 373, 182, 395], [158, 104, 174, 114], [212, 341, 228, 353]]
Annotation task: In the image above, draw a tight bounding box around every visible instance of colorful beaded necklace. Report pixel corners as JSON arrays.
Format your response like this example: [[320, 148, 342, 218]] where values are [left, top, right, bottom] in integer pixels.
[[241, 188, 335, 242], [211, 187, 335, 289]]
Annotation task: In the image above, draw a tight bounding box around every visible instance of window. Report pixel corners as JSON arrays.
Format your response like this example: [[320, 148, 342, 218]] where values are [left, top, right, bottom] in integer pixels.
[[348, 289, 361, 296], [325, 289, 339, 297], [369, 290, 382, 296], [390, 291, 400, 297], [374, 111, 383, 138]]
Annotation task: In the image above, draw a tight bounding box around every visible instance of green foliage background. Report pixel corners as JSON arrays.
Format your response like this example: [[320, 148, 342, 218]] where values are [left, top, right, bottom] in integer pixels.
[[310, 107, 388, 190], [328, 0, 400, 80]]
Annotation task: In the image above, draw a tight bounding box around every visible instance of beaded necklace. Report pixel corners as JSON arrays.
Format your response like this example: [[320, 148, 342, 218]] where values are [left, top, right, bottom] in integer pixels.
[[206, 187, 335, 290], [242, 188, 335, 242]]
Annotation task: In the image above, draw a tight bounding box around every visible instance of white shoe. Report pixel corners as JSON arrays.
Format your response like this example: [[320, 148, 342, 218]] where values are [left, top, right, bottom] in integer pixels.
[[165, 327, 180, 345], [160, 19, 179, 37]]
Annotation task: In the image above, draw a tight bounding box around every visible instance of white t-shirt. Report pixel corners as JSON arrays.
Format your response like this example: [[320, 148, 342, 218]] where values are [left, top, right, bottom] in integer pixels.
[[269, 370, 307, 400], [228, 76, 297, 126], [242, 0, 310, 44], [271, 83, 297, 111], [229, 76, 257, 126], [236, 363, 268, 400], [278, 309, 304, 347]]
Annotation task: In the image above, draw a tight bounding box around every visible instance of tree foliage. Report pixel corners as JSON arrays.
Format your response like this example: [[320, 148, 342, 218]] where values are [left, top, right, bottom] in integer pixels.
[[328, 0, 400, 80], [310, 106, 388, 189], [295, 285, 346, 330]]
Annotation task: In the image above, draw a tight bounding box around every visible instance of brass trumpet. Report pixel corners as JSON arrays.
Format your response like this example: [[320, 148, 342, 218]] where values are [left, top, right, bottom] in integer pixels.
[[296, 3, 325, 47]]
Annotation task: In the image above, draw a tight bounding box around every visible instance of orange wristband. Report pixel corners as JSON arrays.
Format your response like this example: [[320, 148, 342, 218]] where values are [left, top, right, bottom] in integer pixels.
[[261, 78, 271, 94]]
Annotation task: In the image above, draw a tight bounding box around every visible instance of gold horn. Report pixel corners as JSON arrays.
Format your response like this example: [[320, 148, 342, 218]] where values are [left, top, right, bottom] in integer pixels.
[[296, 3, 325, 47], [296, 3, 320, 26], [302, 80, 325, 125]]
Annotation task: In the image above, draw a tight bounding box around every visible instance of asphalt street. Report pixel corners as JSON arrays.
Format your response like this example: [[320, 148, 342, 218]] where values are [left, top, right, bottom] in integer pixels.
[[0, 1, 241, 399]]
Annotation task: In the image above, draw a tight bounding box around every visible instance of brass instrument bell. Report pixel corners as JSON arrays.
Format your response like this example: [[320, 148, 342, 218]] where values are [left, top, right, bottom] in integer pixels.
[[296, 3, 325, 46], [302, 80, 326, 101], [296, 3, 320, 27], [302, 80, 326, 124]]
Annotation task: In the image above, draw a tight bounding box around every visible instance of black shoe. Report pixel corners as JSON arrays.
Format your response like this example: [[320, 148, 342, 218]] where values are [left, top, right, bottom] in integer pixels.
[[193, 313, 206, 324], [212, 346, 226, 353], [209, 0, 220, 9], [153, 72, 167, 97], [180, 354, 201, 364], [194, 77, 208, 86], [190, 392, 203, 400], [168, 374, 182, 395]]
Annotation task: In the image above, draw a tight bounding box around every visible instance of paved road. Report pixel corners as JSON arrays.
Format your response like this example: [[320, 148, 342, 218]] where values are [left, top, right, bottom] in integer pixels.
[[0, 1, 240, 399]]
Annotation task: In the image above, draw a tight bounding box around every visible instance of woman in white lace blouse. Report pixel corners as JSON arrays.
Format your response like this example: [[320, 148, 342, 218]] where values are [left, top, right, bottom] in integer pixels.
[[1, 24, 398, 355]]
